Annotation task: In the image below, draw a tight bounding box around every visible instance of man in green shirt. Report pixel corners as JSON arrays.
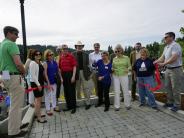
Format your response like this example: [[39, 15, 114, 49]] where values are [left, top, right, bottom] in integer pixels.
[[0, 26, 26, 137]]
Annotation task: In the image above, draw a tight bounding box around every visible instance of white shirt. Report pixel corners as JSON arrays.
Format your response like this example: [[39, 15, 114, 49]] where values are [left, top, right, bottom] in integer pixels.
[[89, 51, 102, 70], [29, 61, 40, 86], [163, 41, 182, 67]]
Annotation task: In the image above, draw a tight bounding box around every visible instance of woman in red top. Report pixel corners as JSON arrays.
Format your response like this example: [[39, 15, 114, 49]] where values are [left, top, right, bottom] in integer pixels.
[[59, 44, 77, 114]]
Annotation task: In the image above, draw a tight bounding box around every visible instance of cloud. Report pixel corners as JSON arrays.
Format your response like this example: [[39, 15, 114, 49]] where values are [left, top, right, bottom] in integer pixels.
[[0, 0, 184, 50]]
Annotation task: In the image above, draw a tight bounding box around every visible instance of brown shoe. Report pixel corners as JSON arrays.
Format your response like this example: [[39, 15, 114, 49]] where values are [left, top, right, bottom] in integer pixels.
[[46, 111, 53, 116]]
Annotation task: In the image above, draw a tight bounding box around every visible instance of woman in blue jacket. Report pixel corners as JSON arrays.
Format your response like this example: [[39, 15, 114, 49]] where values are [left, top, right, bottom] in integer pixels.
[[94, 51, 112, 112]]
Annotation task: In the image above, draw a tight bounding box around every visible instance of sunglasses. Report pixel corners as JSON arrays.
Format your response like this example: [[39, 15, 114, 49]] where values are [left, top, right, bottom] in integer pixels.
[[12, 32, 18, 36], [164, 35, 170, 39], [48, 54, 54, 57], [115, 50, 121, 53], [35, 53, 41, 56]]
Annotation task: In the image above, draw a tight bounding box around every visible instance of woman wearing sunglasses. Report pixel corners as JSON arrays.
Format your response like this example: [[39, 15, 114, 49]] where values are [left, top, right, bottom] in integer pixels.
[[43, 49, 61, 116], [29, 50, 47, 123], [112, 44, 131, 111]]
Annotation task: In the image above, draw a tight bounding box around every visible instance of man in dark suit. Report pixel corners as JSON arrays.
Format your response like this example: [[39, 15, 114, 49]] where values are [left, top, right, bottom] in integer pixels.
[[130, 42, 142, 101], [72, 41, 92, 110]]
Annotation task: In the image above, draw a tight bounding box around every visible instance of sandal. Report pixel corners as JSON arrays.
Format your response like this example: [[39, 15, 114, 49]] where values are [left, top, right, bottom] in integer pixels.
[[46, 112, 53, 116], [37, 119, 47, 123]]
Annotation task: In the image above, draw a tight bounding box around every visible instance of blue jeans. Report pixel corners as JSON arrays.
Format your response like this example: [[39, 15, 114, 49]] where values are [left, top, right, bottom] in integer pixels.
[[137, 76, 157, 107]]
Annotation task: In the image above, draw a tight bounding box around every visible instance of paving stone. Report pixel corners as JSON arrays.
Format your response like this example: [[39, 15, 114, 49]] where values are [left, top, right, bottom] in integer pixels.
[[28, 101, 184, 138]]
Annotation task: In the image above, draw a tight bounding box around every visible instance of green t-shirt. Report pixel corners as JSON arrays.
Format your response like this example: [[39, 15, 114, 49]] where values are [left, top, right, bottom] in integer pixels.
[[0, 38, 20, 73], [112, 55, 131, 76]]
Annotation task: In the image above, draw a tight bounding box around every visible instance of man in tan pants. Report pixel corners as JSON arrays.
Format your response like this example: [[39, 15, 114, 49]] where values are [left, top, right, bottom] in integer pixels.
[[0, 26, 26, 137], [72, 41, 92, 110]]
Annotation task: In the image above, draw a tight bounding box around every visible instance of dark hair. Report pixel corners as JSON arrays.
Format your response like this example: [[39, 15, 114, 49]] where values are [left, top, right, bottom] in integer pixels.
[[94, 43, 100, 47], [165, 32, 175, 39], [3, 26, 19, 37], [136, 42, 142, 46], [31, 50, 42, 60]]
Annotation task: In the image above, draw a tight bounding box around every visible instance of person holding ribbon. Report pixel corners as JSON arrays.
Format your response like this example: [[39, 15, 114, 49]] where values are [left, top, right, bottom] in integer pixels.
[[133, 48, 158, 110], [43, 49, 61, 116], [30, 50, 47, 123]]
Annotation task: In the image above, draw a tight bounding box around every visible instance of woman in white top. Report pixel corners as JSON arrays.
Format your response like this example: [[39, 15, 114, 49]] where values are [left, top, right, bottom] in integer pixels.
[[29, 50, 47, 123], [24, 49, 35, 107]]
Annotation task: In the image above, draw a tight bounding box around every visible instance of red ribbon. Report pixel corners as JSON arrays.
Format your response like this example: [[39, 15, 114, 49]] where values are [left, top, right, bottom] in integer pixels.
[[138, 64, 162, 92], [25, 85, 50, 93]]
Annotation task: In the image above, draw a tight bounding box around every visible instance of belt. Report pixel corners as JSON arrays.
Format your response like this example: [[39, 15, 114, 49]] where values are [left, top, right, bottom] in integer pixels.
[[0, 71, 20, 75], [166, 66, 182, 70]]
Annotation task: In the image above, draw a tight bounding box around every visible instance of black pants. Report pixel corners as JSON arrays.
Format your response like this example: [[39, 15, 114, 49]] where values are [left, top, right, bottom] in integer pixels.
[[56, 75, 61, 100], [131, 74, 137, 100], [62, 72, 76, 109], [97, 81, 110, 108]]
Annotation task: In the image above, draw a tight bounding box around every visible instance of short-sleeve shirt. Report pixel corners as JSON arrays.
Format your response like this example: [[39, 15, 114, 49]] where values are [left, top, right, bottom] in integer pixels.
[[163, 41, 182, 68], [59, 53, 77, 72], [112, 55, 131, 76], [0, 38, 20, 73]]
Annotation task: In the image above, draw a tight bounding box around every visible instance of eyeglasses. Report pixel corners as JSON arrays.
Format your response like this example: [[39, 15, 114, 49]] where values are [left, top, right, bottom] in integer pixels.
[[94, 47, 99, 49], [35, 53, 41, 56], [115, 50, 121, 53]]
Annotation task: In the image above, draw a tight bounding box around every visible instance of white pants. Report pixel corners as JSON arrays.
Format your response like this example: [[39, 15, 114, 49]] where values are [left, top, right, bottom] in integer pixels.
[[113, 75, 131, 108], [44, 84, 57, 111], [28, 90, 34, 104]]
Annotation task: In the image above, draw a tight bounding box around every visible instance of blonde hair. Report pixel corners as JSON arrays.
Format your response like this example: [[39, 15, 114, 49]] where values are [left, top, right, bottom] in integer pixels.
[[140, 48, 149, 57], [114, 44, 124, 53], [44, 49, 53, 60]]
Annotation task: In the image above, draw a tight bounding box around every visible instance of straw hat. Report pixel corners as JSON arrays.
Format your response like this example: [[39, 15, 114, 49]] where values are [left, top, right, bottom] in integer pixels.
[[74, 41, 84, 48]]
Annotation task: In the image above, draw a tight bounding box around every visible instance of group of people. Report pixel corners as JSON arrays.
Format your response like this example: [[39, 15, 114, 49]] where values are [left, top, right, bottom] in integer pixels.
[[0, 26, 183, 137]]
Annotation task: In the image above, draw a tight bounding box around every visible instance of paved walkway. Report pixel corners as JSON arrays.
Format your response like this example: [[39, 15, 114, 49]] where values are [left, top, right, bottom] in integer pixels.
[[29, 102, 184, 138]]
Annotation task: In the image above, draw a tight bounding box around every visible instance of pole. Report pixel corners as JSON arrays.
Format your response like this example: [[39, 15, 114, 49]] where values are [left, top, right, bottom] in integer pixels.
[[19, 0, 27, 63]]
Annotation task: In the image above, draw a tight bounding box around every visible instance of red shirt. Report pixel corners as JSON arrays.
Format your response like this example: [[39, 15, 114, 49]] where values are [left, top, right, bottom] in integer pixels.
[[59, 53, 77, 72]]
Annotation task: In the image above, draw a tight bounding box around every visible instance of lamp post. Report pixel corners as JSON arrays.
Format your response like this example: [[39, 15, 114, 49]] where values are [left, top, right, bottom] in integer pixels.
[[19, 0, 27, 63]]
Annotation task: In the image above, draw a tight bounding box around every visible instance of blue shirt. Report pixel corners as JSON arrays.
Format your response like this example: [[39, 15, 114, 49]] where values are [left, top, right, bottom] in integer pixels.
[[96, 59, 112, 85], [133, 58, 155, 77], [47, 60, 58, 84]]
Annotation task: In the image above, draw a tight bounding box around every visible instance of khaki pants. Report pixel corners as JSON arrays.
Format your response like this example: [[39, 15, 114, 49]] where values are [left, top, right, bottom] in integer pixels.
[[76, 70, 91, 105], [3, 75, 24, 135], [91, 71, 98, 96], [165, 67, 183, 107]]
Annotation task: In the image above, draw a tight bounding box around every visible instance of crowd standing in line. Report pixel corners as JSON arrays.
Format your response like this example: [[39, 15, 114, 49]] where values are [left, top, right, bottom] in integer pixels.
[[0, 26, 183, 137]]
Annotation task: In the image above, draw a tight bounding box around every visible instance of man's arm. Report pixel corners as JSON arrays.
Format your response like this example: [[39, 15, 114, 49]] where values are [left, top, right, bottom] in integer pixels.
[[159, 53, 178, 66], [153, 54, 165, 64], [12, 55, 25, 75]]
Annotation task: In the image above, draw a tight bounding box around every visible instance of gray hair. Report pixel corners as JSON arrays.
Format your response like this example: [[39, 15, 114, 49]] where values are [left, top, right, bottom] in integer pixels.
[[114, 44, 124, 52]]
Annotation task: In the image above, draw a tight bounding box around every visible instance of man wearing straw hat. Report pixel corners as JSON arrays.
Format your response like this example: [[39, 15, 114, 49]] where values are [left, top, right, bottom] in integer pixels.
[[72, 41, 92, 110]]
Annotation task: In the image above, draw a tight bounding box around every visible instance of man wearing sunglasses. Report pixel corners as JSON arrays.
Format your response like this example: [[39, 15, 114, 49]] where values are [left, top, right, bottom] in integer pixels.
[[0, 26, 26, 137], [154, 32, 183, 112]]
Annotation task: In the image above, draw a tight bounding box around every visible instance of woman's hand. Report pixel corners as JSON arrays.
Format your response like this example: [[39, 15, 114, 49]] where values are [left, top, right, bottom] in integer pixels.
[[38, 86, 42, 91], [71, 76, 75, 83], [98, 76, 104, 81]]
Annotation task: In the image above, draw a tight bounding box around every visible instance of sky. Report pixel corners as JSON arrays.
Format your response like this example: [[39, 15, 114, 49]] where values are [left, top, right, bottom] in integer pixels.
[[0, 0, 184, 50]]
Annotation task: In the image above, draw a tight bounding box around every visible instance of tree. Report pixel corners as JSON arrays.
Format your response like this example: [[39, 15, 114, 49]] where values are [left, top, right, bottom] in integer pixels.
[[108, 45, 114, 55]]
